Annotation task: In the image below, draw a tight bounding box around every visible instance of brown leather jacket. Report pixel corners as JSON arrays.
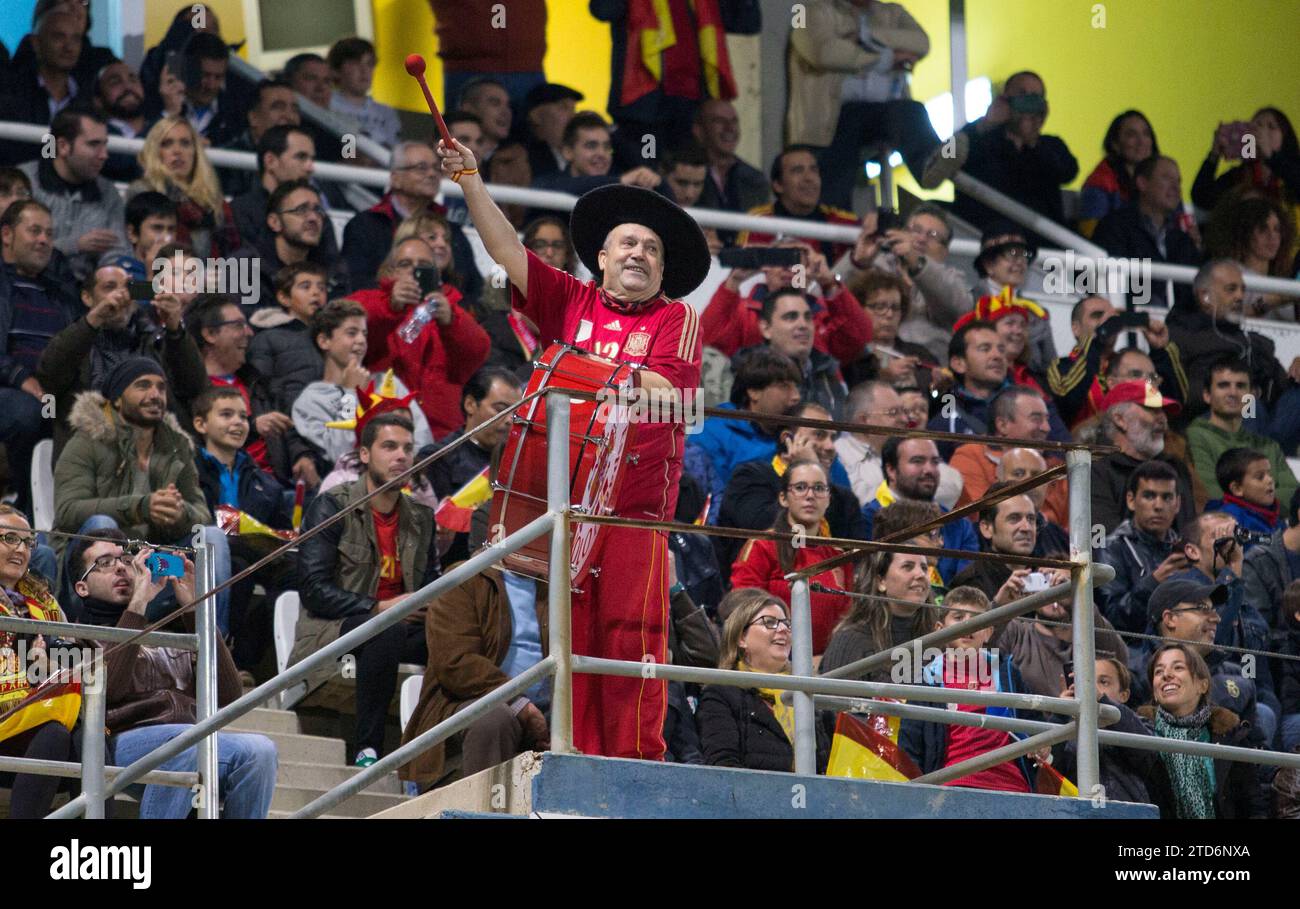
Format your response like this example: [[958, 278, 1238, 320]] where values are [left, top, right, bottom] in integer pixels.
[[104, 610, 242, 735]]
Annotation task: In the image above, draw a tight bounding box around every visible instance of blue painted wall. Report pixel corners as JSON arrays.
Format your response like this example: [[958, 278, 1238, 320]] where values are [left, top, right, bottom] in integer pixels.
[[0, 0, 38, 57]]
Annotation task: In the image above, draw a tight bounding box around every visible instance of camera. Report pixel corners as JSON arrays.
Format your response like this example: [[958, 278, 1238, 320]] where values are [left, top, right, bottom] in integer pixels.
[[717, 247, 802, 270], [1022, 571, 1050, 593], [413, 265, 442, 296], [1231, 526, 1271, 547]]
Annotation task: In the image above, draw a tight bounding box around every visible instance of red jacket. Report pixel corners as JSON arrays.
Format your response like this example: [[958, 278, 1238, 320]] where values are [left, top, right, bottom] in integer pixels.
[[351, 279, 491, 437], [700, 282, 872, 366], [730, 538, 850, 655]]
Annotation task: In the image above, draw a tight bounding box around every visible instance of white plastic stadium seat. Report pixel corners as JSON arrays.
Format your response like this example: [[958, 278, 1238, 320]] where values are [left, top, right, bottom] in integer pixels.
[[30, 439, 53, 532], [273, 591, 308, 709], [399, 674, 423, 730]]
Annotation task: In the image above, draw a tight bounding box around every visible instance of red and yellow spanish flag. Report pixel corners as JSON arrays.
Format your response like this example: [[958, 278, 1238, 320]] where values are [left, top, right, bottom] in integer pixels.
[[826, 709, 921, 783], [435, 466, 493, 533], [621, 0, 737, 106], [1034, 760, 1080, 797]]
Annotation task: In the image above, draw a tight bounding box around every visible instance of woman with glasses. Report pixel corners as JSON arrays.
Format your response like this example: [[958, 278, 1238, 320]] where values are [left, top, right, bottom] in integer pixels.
[[0, 506, 81, 818], [1136, 642, 1265, 818], [697, 589, 827, 772], [820, 499, 941, 681], [729, 460, 851, 657], [127, 116, 240, 258], [844, 269, 936, 390]]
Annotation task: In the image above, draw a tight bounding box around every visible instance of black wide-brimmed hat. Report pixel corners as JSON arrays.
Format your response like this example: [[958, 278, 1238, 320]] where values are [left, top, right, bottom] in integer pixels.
[[570, 184, 711, 299]]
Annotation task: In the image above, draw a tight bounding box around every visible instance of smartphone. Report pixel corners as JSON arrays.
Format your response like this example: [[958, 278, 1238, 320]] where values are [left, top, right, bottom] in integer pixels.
[[1022, 570, 1050, 593], [146, 551, 185, 580], [717, 247, 802, 270], [1223, 120, 1252, 161], [129, 280, 156, 301], [874, 208, 903, 236], [413, 265, 441, 296], [1062, 660, 1075, 689], [1008, 93, 1047, 116], [1110, 311, 1150, 330]]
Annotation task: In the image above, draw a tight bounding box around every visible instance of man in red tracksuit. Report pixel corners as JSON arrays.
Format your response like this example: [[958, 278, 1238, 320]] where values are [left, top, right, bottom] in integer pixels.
[[438, 137, 710, 760]]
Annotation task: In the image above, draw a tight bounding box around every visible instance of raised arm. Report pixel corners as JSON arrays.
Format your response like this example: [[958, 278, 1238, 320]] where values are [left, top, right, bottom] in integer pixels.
[[436, 138, 528, 297]]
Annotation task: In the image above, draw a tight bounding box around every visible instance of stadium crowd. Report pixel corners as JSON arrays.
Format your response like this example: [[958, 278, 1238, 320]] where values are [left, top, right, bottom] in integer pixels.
[[0, 0, 1297, 820]]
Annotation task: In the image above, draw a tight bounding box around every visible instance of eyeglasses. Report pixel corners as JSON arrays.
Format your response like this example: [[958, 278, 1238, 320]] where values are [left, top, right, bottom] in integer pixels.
[[788, 482, 830, 496], [394, 162, 437, 173], [909, 226, 948, 243], [0, 531, 34, 549], [1001, 248, 1033, 260], [865, 302, 902, 315], [78, 553, 132, 583], [1168, 603, 1218, 617], [213, 317, 248, 330], [1117, 370, 1161, 385], [278, 203, 325, 218], [748, 616, 793, 631]]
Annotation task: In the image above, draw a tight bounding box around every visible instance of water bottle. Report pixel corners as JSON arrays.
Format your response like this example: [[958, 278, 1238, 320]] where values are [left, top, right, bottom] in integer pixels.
[[397, 300, 434, 343]]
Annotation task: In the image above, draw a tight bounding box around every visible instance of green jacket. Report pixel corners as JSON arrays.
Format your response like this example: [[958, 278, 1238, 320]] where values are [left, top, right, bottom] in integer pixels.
[[53, 391, 211, 548], [1186, 416, 1298, 504]]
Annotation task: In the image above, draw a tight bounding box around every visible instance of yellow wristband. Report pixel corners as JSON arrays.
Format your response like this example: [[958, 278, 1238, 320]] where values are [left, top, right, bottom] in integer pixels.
[[451, 168, 479, 183]]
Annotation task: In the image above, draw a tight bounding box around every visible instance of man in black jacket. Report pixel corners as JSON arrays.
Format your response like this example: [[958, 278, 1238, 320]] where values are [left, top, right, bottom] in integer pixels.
[[233, 179, 348, 312], [1097, 460, 1185, 634], [1091, 155, 1202, 310], [246, 261, 328, 414], [292, 414, 437, 766]]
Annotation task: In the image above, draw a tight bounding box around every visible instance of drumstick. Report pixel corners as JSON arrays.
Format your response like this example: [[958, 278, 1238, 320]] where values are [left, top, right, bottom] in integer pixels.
[[404, 53, 454, 147]]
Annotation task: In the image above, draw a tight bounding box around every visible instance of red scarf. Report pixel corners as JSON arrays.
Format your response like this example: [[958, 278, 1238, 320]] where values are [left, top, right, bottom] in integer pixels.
[[1222, 493, 1281, 526], [621, 0, 736, 106]]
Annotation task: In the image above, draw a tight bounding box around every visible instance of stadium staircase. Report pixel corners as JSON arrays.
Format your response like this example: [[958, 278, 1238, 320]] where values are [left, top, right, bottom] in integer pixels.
[[369, 751, 1157, 820]]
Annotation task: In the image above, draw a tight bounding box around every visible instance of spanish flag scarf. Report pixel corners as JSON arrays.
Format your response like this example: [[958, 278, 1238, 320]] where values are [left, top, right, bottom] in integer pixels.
[[738, 658, 796, 747], [621, 0, 737, 106]]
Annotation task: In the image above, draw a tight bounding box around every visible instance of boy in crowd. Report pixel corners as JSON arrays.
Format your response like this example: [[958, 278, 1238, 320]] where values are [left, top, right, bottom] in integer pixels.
[[1210, 447, 1281, 544], [327, 37, 400, 148], [247, 262, 328, 414], [114, 191, 178, 281], [192, 386, 295, 680], [0, 168, 32, 219]]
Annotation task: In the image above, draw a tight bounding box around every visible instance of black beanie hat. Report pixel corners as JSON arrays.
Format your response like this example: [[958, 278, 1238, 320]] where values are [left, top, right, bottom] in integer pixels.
[[101, 357, 165, 403]]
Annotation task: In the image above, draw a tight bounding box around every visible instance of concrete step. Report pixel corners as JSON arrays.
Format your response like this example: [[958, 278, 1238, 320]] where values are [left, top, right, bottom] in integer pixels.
[[227, 707, 301, 736], [270, 784, 406, 818], [276, 760, 403, 794], [268, 809, 351, 819], [255, 730, 345, 765]]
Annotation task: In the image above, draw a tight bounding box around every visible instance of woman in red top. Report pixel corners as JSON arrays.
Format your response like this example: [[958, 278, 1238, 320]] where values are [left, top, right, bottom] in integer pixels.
[[350, 227, 491, 437], [730, 460, 849, 655]]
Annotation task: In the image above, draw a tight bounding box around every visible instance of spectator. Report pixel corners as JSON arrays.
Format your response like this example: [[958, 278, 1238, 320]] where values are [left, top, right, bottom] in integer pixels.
[[0, 199, 78, 514], [0, 169, 32, 219], [53, 358, 226, 625], [787, 0, 966, 210], [716, 401, 864, 582], [1167, 259, 1293, 434], [327, 37, 400, 148], [950, 385, 1067, 523], [702, 241, 871, 369], [1206, 195, 1297, 321], [1242, 489, 1300, 630], [1078, 110, 1159, 237], [444, 111, 489, 184], [1137, 641, 1265, 818], [235, 178, 345, 309], [115, 191, 178, 282], [1092, 155, 1202, 310], [522, 82, 582, 180], [949, 483, 1042, 595], [1192, 107, 1300, 215], [898, 585, 1045, 792], [531, 111, 664, 197], [292, 414, 436, 765], [399, 560, 550, 790], [173, 30, 244, 147], [1279, 582, 1300, 752], [836, 380, 962, 508], [8, 1, 114, 102], [349, 235, 490, 438], [18, 110, 128, 280], [686, 99, 767, 218], [90, 59, 147, 182], [840, 203, 973, 364], [590, 0, 760, 159], [246, 262, 327, 413], [293, 304, 433, 465], [968, 228, 1059, 383], [1097, 460, 1186, 634], [896, 384, 928, 428], [820, 499, 940, 680], [736, 146, 858, 261], [843, 269, 934, 389], [282, 53, 332, 110], [996, 447, 1069, 556], [189, 295, 316, 486], [686, 348, 801, 518], [71, 530, 278, 818], [861, 437, 979, 584], [340, 141, 480, 293], [657, 144, 717, 252], [1207, 447, 1282, 539], [1092, 380, 1197, 534], [127, 116, 240, 259], [431, 0, 546, 107], [191, 387, 295, 678], [1188, 356, 1297, 503], [1047, 296, 1187, 429], [0, 505, 77, 818], [0, 4, 89, 133], [219, 78, 304, 197], [698, 590, 828, 772], [37, 261, 204, 455], [736, 288, 849, 418], [137, 5, 229, 120], [954, 71, 1079, 240], [729, 459, 850, 655], [230, 124, 328, 249], [458, 78, 513, 161], [422, 366, 522, 565]]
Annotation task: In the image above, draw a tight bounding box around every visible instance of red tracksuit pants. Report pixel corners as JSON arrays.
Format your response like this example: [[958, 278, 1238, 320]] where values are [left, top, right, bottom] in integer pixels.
[[570, 525, 669, 760]]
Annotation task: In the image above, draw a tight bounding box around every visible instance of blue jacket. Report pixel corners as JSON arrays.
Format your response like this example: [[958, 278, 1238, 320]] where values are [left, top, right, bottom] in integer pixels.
[[196, 448, 294, 530], [861, 490, 978, 584], [926, 379, 1069, 458], [1205, 497, 1282, 542]]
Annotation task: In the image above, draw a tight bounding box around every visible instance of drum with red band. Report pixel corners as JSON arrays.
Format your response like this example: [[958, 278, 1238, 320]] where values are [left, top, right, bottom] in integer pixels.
[[490, 344, 637, 586]]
